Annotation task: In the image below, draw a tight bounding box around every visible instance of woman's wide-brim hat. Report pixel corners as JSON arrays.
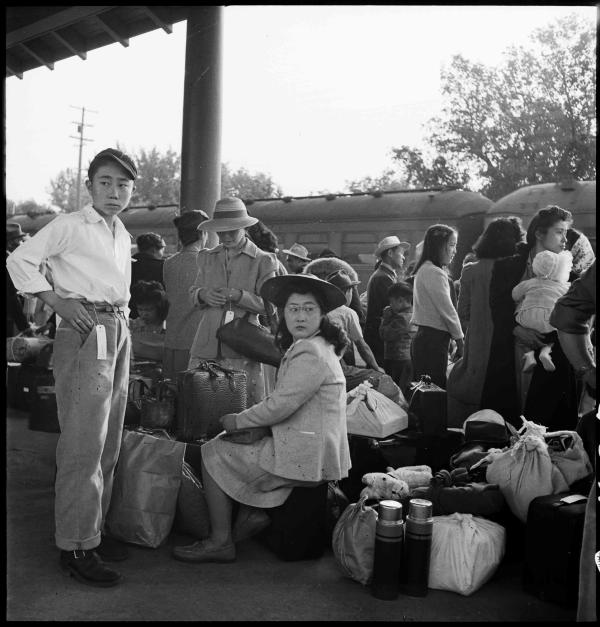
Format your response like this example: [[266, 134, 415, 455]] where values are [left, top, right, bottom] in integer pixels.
[[260, 273, 347, 314], [374, 235, 410, 258], [199, 197, 258, 232]]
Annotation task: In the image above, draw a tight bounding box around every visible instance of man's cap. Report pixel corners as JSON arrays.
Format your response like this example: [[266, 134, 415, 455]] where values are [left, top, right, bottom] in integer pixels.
[[261, 273, 346, 314], [173, 210, 210, 231], [6, 222, 27, 242], [199, 197, 258, 232], [282, 243, 311, 262], [88, 148, 138, 180], [375, 236, 410, 258], [326, 269, 360, 291]]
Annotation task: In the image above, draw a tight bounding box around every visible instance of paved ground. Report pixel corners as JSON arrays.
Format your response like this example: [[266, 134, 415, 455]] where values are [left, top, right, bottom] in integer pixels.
[[6, 408, 577, 622]]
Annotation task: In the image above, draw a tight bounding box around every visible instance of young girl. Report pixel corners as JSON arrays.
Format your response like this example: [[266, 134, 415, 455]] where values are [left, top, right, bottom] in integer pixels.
[[129, 280, 169, 363], [410, 224, 464, 389], [512, 249, 572, 372]]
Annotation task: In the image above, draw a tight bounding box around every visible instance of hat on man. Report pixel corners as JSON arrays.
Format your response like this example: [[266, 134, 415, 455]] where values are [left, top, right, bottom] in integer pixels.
[[199, 197, 258, 232], [374, 236, 410, 258], [261, 273, 346, 314], [326, 269, 360, 291], [6, 222, 27, 242], [281, 243, 311, 262], [88, 148, 138, 181], [173, 210, 210, 231]]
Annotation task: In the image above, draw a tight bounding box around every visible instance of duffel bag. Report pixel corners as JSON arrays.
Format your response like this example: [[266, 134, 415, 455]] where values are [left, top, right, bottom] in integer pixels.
[[7, 334, 53, 364], [176, 361, 247, 441], [411, 483, 505, 517]]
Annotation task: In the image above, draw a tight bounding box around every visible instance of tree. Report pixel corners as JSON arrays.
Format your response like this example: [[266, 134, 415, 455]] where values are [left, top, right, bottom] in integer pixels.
[[393, 13, 596, 200], [47, 168, 87, 213], [47, 148, 284, 211], [14, 199, 55, 218], [221, 163, 283, 200], [125, 146, 181, 208], [344, 169, 406, 193]]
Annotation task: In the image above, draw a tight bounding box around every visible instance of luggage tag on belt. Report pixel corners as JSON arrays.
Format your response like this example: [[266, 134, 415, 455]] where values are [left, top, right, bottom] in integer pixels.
[[96, 324, 107, 360], [223, 305, 234, 325]]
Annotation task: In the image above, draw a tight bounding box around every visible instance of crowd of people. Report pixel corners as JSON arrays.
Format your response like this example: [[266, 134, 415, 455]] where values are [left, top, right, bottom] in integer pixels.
[[6, 147, 596, 592]]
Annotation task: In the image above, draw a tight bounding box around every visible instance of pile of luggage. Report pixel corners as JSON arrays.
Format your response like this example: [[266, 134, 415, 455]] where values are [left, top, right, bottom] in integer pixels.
[[7, 333, 58, 433], [332, 374, 594, 605]]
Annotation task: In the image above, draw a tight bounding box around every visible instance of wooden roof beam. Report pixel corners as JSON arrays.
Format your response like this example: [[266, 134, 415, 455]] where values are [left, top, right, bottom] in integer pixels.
[[6, 7, 115, 48], [94, 14, 129, 47], [18, 42, 54, 71], [141, 7, 173, 34], [50, 30, 87, 60], [6, 65, 23, 80]]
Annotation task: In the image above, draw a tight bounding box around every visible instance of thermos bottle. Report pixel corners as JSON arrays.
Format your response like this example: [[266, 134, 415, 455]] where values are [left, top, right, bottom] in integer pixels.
[[401, 498, 433, 597], [371, 500, 404, 600]]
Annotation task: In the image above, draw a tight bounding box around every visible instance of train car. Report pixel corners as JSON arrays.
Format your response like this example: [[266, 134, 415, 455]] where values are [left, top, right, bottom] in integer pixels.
[[486, 179, 596, 251], [246, 188, 492, 284], [6, 188, 493, 286]]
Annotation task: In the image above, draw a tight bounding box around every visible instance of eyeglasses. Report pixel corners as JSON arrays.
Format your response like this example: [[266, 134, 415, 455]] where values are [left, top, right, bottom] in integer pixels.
[[285, 305, 319, 315]]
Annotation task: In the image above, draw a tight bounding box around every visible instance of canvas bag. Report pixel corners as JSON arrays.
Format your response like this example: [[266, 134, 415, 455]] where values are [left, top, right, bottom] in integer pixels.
[[332, 495, 378, 585], [105, 429, 186, 548], [485, 418, 570, 522], [346, 381, 408, 438], [428, 513, 506, 596]]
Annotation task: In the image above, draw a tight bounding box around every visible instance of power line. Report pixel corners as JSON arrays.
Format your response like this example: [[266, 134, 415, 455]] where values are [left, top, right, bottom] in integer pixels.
[[69, 105, 98, 211]]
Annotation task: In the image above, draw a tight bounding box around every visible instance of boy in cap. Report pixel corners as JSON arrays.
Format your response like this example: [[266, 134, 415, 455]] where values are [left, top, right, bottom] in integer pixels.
[[162, 209, 209, 379], [379, 281, 418, 394], [7, 148, 138, 587], [282, 242, 311, 274]]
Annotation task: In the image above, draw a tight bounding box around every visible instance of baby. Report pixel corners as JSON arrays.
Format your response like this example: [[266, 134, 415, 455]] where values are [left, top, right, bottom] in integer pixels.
[[512, 250, 572, 373]]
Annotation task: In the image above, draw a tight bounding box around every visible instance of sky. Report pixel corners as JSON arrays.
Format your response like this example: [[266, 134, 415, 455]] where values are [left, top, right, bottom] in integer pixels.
[[5, 5, 597, 206]]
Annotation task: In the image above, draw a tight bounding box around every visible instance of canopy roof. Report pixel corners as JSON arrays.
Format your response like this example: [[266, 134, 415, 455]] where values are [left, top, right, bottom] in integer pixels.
[[6, 6, 190, 79]]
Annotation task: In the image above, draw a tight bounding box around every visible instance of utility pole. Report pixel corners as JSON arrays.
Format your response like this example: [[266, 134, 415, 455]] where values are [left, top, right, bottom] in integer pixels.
[[69, 105, 98, 211]]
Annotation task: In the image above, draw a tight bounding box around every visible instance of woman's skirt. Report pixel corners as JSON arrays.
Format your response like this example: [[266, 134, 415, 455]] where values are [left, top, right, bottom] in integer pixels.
[[201, 435, 316, 508]]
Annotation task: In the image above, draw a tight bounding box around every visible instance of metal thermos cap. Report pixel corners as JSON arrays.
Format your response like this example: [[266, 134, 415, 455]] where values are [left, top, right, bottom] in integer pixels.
[[408, 499, 433, 520], [378, 500, 403, 521]]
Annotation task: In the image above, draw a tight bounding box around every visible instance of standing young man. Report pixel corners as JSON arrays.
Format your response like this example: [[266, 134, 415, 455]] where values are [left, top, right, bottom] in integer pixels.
[[7, 148, 137, 587]]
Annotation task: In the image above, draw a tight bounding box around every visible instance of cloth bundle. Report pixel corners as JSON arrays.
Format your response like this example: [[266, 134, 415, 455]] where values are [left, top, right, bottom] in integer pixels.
[[484, 417, 592, 522]]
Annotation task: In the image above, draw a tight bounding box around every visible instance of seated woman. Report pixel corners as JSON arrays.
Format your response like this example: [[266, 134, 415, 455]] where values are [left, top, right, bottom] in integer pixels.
[[172, 274, 350, 564], [129, 280, 169, 364]]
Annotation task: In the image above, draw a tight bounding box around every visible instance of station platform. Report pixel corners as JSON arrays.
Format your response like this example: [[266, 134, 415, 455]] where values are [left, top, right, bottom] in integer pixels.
[[6, 408, 576, 621]]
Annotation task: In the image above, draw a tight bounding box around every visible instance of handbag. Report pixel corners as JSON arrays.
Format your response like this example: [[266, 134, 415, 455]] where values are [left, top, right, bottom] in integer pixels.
[[176, 361, 248, 441], [140, 379, 177, 431], [216, 311, 282, 367], [105, 429, 186, 548]]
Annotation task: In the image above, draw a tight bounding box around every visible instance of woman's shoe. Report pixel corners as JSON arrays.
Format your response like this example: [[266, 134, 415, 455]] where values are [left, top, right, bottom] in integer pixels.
[[172, 540, 236, 563]]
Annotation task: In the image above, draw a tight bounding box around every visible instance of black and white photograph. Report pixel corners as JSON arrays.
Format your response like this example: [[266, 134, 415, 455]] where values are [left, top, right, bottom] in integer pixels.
[[5, 5, 597, 621]]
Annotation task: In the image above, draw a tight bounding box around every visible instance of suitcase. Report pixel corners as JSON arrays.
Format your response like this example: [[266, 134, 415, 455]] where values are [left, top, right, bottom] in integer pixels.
[[523, 492, 587, 607], [7, 362, 27, 410], [176, 362, 247, 441], [28, 368, 61, 433], [408, 375, 447, 435], [258, 483, 329, 561], [17, 363, 44, 412]]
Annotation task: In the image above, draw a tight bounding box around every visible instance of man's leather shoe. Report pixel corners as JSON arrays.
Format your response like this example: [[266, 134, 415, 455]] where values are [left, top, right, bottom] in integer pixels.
[[60, 550, 122, 587], [96, 535, 129, 562], [172, 541, 236, 563]]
